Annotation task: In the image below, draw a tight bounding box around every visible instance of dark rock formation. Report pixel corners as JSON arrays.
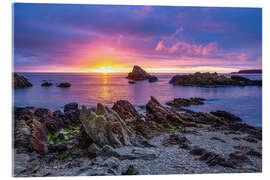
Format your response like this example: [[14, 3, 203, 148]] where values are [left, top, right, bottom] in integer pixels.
[[232, 69, 262, 74], [146, 96, 197, 128], [127, 65, 158, 82], [112, 100, 165, 138], [41, 82, 53, 87], [14, 107, 48, 154], [79, 104, 133, 148], [13, 73, 32, 89], [210, 110, 241, 123], [166, 97, 205, 108], [230, 75, 250, 82], [57, 82, 71, 88], [169, 72, 262, 87], [128, 81, 136, 84]]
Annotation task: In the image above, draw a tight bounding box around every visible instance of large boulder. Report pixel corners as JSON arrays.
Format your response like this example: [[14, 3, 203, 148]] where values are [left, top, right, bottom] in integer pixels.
[[127, 65, 158, 82], [13, 73, 32, 89], [79, 103, 133, 148], [13, 107, 48, 154]]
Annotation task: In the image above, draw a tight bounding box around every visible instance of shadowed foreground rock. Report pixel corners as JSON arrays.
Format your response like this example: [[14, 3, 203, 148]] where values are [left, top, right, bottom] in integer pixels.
[[127, 65, 158, 82], [79, 104, 133, 147], [169, 72, 262, 87], [14, 73, 32, 88]]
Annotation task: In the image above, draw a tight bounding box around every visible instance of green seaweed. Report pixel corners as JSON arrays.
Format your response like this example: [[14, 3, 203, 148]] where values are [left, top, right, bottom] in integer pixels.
[[59, 153, 70, 160]]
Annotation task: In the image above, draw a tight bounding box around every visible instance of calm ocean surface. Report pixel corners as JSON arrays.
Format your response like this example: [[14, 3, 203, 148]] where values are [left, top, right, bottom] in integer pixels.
[[13, 73, 262, 127]]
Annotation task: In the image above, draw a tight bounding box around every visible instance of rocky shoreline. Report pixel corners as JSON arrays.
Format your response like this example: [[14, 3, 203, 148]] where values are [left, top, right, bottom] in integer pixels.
[[13, 97, 262, 177]]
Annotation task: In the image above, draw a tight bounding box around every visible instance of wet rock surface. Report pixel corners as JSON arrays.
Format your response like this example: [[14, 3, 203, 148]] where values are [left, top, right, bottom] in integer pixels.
[[13, 97, 262, 177], [169, 72, 262, 87], [13, 73, 33, 88], [127, 65, 158, 82]]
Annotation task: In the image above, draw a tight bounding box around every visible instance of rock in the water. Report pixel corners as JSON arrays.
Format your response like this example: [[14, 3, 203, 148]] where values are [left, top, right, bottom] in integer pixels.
[[169, 72, 261, 87], [13, 73, 32, 89], [41, 82, 53, 87], [166, 97, 205, 107], [128, 81, 136, 84], [210, 110, 241, 123], [127, 65, 158, 82], [79, 104, 133, 147], [230, 75, 250, 82], [57, 82, 71, 88]]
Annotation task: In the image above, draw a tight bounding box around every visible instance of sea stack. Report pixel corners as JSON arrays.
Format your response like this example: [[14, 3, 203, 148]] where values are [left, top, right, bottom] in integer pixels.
[[13, 73, 33, 89], [127, 65, 158, 82]]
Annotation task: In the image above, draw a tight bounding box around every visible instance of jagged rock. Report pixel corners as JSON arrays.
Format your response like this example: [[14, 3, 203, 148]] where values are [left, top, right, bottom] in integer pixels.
[[14, 107, 48, 154], [169, 72, 261, 87], [166, 97, 205, 107], [210, 110, 241, 123], [41, 82, 53, 87], [34, 108, 53, 122], [79, 104, 133, 147], [146, 96, 183, 125], [113, 100, 165, 138], [127, 65, 158, 82], [57, 82, 71, 88], [13, 73, 32, 89], [103, 157, 120, 169], [112, 100, 141, 123]]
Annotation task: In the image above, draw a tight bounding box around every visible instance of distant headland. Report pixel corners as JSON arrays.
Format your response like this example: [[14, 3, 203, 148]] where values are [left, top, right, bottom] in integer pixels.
[[231, 69, 262, 74]]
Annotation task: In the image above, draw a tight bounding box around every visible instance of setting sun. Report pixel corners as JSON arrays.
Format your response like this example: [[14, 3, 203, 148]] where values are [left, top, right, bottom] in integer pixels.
[[90, 67, 116, 74]]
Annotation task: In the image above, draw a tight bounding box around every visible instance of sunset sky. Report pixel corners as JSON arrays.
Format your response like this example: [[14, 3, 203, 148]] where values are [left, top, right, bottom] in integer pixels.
[[13, 3, 262, 73]]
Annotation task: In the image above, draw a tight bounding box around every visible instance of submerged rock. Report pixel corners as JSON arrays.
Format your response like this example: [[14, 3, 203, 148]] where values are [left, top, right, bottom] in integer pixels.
[[79, 103, 133, 147], [128, 81, 136, 84], [127, 65, 158, 82], [57, 82, 71, 88], [13, 73, 32, 89]]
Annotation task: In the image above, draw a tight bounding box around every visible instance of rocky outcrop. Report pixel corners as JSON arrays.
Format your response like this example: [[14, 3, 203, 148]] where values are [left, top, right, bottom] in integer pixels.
[[169, 72, 262, 87], [166, 97, 205, 108], [14, 107, 48, 154], [13, 73, 32, 89], [210, 110, 241, 123], [232, 69, 262, 74], [112, 100, 164, 138], [79, 104, 133, 148], [146, 96, 196, 128], [57, 82, 71, 88], [127, 65, 158, 82]]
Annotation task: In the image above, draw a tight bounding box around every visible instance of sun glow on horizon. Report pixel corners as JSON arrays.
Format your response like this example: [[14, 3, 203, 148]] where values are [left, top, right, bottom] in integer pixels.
[[88, 66, 117, 74]]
